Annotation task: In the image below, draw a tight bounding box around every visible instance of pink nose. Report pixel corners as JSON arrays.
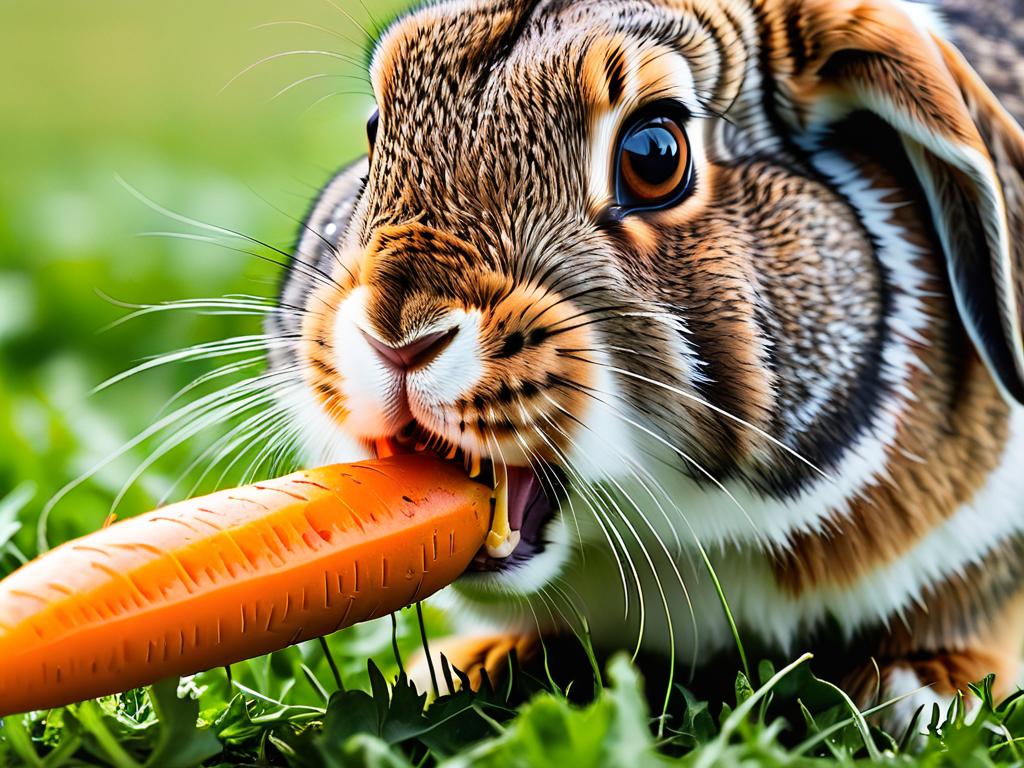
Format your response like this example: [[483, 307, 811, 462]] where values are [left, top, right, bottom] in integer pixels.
[[363, 328, 457, 371]]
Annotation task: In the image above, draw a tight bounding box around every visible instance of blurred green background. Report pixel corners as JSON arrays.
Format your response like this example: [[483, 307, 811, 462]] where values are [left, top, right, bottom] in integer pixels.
[[0, 0, 410, 554], [5, 6, 1024, 765]]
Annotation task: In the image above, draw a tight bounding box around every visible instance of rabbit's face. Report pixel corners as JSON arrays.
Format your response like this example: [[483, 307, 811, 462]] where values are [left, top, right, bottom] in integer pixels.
[[271, 0, 1024, 594]]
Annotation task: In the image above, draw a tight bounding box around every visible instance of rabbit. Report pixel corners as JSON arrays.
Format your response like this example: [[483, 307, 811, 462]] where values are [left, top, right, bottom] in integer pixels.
[[265, 0, 1024, 725]]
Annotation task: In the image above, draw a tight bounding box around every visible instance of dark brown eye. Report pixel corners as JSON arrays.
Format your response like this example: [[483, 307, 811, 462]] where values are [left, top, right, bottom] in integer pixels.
[[615, 104, 692, 211]]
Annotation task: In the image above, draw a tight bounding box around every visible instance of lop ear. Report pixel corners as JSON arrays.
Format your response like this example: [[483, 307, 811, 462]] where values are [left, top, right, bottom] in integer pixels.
[[771, 0, 1024, 403]]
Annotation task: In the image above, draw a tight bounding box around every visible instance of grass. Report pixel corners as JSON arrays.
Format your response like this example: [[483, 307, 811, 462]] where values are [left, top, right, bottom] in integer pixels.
[[3, 0, 1024, 765]]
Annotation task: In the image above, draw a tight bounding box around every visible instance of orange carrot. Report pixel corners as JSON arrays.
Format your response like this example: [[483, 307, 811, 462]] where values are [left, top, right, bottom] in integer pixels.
[[0, 454, 491, 717]]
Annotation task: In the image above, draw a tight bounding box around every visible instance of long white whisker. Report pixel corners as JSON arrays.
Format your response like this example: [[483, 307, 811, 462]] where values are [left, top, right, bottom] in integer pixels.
[[93, 335, 291, 394], [116, 179, 345, 301], [99, 298, 298, 332], [271, 72, 370, 100], [529, 417, 646, 657], [163, 384, 302, 505], [136, 231, 342, 300], [241, 411, 307, 485], [157, 357, 269, 417], [321, 0, 377, 45], [545, 381, 752, 679], [251, 20, 368, 52], [544, 383, 759, 534], [569, 352, 830, 479], [526, 418, 631, 620], [539, 403, 695, 711], [38, 370, 288, 549], [218, 49, 367, 96], [110, 387, 283, 513]]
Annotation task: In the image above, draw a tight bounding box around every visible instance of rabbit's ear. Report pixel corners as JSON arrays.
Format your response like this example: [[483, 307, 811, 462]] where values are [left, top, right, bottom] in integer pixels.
[[772, 0, 1024, 403]]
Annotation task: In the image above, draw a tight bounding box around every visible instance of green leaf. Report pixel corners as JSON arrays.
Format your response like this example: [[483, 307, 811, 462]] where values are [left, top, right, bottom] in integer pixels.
[[142, 679, 222, 768], [71, 700, 142, 768], [1, 716, 43, 768], [319, 690, 384, 752], [336, 734, 414, 768], [380, 675, 428, 745], [603, 656, 659, 766], [0, 483, 33, 551], [438, 654, 666, 768], [734, 670, 754, 708]]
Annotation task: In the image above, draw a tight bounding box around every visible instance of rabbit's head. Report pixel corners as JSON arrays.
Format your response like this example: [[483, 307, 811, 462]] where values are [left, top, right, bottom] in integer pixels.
[[269, 0, 1024, 598]]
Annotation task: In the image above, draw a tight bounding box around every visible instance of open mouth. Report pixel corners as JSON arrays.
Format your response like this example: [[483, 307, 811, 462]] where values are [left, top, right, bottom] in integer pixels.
[[373, 422, 564, 572]]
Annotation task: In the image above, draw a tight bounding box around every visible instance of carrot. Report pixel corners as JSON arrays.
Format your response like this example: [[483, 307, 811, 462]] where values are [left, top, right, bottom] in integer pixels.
[[0, 454, 491, 717]]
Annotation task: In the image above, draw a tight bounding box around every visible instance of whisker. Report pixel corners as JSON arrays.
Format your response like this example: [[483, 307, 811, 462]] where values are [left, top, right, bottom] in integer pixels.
[[557, 350, 830, 479], [243, 185, 359, 287], [529, 419, 645, 653], [136, 231, 342, 301], [96, 293, 301, 332], [117, 178, 346, 297], [219, 49, 368, 96], [110, 385, 287, 513], [526, 418, 631, 617], [538, 398, 701, 729], [241, 412, 307, 485], [299, 89, 377, 116], [252, 19, 370, 58], [536, 402, 694, 694], [157, 356, 268, 416], [271, 72, 371, 101], [93, 334, 293, 394], [546, 378, 758, 535], [161, 397, 296, 505], [541, 382, 752, 677], [322, 0, 378, 46], [38, 369, 290, 549]]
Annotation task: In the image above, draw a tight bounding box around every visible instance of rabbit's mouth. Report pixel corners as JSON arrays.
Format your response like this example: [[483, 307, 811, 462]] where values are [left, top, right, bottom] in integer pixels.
[[373, 422, 565, 574]]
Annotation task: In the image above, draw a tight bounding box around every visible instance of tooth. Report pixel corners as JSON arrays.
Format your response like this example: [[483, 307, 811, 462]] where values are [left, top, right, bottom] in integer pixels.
[[486, 529, 520, 559], [445, 441, 458, 460], [468, 452, 481, 479], [485, 463, 518, 558]]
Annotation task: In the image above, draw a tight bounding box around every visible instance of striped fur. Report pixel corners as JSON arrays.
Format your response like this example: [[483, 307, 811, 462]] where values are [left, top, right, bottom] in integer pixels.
[[267, 0, 1024, 717]]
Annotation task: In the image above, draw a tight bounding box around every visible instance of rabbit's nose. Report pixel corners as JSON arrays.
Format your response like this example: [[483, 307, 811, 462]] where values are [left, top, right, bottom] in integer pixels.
[[362, 327, 458, 371]]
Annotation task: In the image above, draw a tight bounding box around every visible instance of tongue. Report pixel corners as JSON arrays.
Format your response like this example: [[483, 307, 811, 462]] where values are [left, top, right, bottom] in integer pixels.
[[507, 466, 539, 531]]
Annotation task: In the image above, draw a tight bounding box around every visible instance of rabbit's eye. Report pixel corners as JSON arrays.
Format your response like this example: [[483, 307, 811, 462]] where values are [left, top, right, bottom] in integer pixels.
[[615, 106, 692, 211], [367, 109, 380, 153]]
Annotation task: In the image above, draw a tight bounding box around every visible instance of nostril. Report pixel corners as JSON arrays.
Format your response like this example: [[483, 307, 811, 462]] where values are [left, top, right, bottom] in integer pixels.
[[363, 327, 458, 371]]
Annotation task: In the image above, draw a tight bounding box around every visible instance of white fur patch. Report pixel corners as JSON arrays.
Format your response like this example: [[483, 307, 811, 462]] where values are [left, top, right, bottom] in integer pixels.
[[331, 287, 403, 437], [406, 309, 484, 410], [885, 666, 955, 730], [278, 385, 367, 466], [704, 406, 1024, 651], [896, 1, 950, 39], [562, 351, 643, 483]]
